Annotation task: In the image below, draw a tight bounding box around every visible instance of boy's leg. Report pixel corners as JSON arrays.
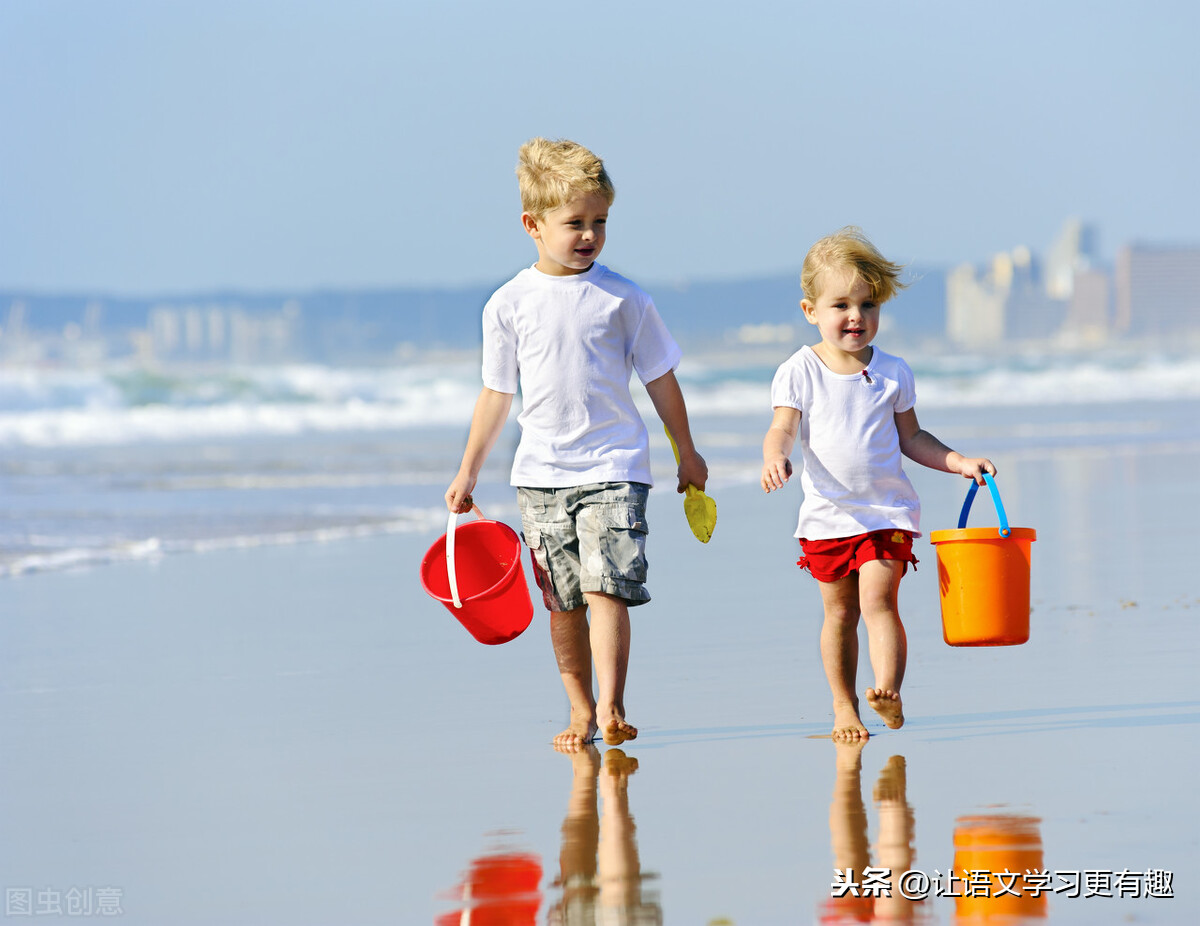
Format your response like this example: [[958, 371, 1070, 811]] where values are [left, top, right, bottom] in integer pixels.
[[856, 559, 907, 730], [816, 575, 869, 740], [585, 591, 637, 745], [551, 604, 598, 747]]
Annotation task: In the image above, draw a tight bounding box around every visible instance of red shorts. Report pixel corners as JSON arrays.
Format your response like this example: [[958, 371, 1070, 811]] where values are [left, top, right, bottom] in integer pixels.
[[798, 529, 918, 582]]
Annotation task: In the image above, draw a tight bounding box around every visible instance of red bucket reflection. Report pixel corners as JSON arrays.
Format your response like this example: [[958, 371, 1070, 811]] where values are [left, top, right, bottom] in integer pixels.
[[436, 851, 543, 926]]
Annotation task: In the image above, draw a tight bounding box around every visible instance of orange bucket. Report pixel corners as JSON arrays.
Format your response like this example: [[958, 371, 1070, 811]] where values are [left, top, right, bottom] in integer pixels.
[[952, 814, 1046, 920], [420, 508, 534, 645], [930, 474, 1035, 646]]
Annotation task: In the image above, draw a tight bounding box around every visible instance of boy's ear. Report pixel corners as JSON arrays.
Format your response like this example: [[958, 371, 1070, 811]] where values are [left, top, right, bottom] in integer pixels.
[[521, 212, 542, 239]]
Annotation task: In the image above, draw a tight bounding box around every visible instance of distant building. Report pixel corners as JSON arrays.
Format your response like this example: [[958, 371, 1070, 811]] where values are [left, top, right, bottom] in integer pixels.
[[1044, 218, 1098, 300], [1063, 268, 1112, 347], [946, 246, 1063, 347], [1114, 244, 1200, 338]]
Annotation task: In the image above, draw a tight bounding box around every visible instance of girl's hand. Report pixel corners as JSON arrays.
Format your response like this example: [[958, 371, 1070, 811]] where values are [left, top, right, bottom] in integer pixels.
[[955, 457, 997, 485], [761, 456, 793, 493]]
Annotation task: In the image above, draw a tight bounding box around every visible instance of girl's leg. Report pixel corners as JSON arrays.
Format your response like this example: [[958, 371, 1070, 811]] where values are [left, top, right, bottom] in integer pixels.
[[584, 591, 637, 745], [817, 575, 869, 740], [857, 559, 907, 729], [551, 604, 598, 747]]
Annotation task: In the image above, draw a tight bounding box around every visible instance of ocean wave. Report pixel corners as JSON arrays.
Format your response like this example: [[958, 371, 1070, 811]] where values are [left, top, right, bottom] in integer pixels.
[[0, 508, 451, 578], [2, 353, 1199, 448]]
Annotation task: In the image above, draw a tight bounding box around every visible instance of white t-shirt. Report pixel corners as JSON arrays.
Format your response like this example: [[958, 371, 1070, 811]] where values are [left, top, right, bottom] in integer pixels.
[[482, 262, 682, 488], [770, 345, 921, 540]]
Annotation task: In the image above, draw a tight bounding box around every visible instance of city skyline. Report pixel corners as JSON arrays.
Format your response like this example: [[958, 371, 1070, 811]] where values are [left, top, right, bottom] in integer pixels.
[[3, 216, 1197, 367]]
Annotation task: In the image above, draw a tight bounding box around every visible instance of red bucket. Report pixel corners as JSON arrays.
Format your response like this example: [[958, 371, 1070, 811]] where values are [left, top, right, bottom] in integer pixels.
[[420, 509, 534, 645]]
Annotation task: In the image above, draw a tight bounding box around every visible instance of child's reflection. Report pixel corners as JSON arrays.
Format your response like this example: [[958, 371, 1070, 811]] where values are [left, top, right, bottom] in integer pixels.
[[550, 745, 661, 925], [824, 742, 922, 923]]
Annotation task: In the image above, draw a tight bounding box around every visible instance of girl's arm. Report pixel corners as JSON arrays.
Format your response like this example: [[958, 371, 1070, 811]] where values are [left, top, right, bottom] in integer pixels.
[[895, 407, 996, 484], [445, 387, 514, 512], [762, 406, 801, 492], [645, 369, 708, 492]]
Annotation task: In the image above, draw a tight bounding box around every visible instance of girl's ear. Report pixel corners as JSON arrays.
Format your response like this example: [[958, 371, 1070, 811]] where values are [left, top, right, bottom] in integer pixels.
[[521, 212, 542, 239], [800, 299, 818, 324]]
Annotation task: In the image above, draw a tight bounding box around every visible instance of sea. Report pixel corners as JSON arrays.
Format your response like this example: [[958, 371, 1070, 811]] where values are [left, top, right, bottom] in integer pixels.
[[3, 346, 1200, 578]]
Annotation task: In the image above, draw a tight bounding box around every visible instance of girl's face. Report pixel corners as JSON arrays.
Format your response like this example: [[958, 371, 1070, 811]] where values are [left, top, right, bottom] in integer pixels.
[[522, 192, 609, 276], [802, 265, 881, 362]]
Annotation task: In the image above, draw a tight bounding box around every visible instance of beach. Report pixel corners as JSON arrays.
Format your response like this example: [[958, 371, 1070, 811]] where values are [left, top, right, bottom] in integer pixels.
[[3, 387, 1200, 923]]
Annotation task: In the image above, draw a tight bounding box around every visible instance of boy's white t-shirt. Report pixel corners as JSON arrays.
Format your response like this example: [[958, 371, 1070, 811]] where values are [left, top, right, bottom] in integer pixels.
[[770, 345, 921, 540], [482, 262, 682, 488]]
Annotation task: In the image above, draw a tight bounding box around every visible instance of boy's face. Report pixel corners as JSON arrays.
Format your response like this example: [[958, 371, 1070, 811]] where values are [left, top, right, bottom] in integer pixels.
[[801, 266, 881, 361], [522, 192, 609, 276]]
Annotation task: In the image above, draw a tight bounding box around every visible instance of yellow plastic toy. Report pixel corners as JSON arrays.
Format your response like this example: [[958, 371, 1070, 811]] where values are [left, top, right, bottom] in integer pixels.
[[664, 425, 717, 544]]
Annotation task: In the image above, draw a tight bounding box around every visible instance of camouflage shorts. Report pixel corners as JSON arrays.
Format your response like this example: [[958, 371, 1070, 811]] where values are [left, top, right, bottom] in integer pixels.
[[517, 482, 651, 612]]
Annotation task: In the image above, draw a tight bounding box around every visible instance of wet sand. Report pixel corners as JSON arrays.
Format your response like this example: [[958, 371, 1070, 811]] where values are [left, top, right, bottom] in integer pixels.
[[2, 421, 1199, 924]]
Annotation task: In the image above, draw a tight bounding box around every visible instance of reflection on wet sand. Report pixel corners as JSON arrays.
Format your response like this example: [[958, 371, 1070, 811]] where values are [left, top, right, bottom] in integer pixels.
[[550, 746, 661, 925], [822, 742, 924, 923], [436, 747, 659, 925], [435, 846, 543, 925], [952, 814, 1045, 923]]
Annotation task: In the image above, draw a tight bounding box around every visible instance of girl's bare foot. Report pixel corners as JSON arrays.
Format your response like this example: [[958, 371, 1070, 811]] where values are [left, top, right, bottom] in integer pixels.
[[865, 688, 904, 730], [832, 701, 869, 741], [554, 708, 598, 749]]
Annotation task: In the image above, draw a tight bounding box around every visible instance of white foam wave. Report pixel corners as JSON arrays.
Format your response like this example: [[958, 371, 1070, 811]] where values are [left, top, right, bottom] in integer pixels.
[[0, 508, 451, 578], [3, 353, 1199, 448]]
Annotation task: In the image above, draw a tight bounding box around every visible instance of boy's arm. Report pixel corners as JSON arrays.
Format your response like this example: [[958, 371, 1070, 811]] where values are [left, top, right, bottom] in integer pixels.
[[445, 387, 514, 512], [895, 408, 996, 484], [644, 369, 708, 492], [762, 406, 800, 493]]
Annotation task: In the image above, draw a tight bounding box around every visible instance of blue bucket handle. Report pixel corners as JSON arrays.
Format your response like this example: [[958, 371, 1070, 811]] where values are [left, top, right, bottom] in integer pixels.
[[956, 472, 1011, 537]]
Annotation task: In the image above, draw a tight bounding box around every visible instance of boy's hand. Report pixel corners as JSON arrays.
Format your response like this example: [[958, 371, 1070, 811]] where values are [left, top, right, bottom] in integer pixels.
[[954, 456, 997, 485], [676, 449, 708, 494], [445, 473, 477, 513], [761, 456, 793, 493]]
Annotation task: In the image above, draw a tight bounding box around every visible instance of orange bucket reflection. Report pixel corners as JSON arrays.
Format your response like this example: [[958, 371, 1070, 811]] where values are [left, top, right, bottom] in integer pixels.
[[952, 814, 1046, 921], [435, 850, 543, 926]]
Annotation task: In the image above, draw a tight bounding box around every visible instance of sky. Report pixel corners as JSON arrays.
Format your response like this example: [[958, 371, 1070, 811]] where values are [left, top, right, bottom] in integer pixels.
[[2, 0, 1197, 296]]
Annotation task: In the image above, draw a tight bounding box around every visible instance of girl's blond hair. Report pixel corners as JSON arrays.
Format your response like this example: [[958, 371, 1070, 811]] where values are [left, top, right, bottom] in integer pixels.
[[801, 227, 906, 303], [517, 137, 615, 219]]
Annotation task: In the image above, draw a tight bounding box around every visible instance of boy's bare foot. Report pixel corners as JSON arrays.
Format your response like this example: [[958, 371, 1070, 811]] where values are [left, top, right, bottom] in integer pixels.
[[554, 708, 598, 749], [601, 718, 638, 745], [865, 688, 905, 730], [832, 702, 869, 741]]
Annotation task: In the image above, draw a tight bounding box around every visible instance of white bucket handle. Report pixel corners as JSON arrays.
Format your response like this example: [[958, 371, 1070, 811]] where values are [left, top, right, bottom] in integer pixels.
[[446, 504, 483, 609]]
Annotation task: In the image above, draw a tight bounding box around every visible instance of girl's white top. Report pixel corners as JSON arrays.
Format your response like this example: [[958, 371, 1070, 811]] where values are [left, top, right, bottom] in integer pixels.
[[482, 263, 681, 488], [770, 345, 921, 539]]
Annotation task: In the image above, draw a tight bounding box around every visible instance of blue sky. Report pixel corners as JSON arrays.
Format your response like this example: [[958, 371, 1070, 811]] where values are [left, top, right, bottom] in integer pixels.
[[2, 0, 1196, 295]]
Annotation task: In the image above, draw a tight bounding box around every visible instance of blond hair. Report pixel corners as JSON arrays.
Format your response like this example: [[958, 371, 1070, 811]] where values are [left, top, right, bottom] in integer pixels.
[[801, 227, 906, 303], [516, 137, 615, 219]]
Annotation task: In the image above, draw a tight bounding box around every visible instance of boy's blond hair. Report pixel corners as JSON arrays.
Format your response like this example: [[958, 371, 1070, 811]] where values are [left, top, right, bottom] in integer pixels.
[[517, 137, 615, 219], [801, 227, 906, 303]]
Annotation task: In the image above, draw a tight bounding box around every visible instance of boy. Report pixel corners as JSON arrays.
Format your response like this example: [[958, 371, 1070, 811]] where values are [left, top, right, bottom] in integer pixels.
[[761, 228, 995, 741], [446, 138, 707, 748]]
